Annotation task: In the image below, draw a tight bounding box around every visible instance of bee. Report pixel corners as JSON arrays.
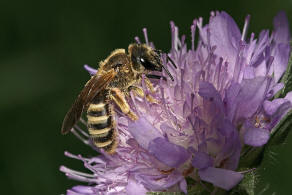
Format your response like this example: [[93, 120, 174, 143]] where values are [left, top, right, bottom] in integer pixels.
[[61, 43, 176, 154]]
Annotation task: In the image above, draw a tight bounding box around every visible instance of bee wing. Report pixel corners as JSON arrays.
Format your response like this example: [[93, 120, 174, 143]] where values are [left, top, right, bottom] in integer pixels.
[[61, 69, 116, 134]]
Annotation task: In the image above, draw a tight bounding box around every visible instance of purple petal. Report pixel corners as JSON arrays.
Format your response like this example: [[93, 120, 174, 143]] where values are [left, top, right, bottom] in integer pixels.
[[243, 66, 255, 79], [267, 98, 292, 131], [267, 83, 284, 98], [160, 122, 177, 135], [236, 77, 271, 119], [192, 151, 213, 170], [273, 11, 290, 44], [215, 119, 241, 170], [67, 190, 81, 195], [216, 118, 235, 137], [134, 170, 184, 191], [71, 186, 94, 194], [84, 64, 97, 75], [263, 98, 290, 116], [284, 91, 292, 103], [128, 117, 163, 149], [224, 82, 241, 121], [244, 127, 270, 147], [199, 167, 243, 190], [271, 11, 291, 81], [209, 11, 241, 76], [126, 179, 147, 195], [199, 81, 224, 112], [271, 43, 290, 82], [251, 30, 270, 68], [179, 179, 187, 194], [148, 137, 190, 168], [222, 142, 241, 170]]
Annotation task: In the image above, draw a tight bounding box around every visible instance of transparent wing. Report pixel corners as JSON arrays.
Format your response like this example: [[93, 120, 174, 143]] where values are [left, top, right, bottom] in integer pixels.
[[61, 69, 116, 134]]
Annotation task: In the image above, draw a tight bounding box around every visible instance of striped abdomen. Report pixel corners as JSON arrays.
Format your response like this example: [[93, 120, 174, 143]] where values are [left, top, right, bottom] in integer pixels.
[[87, 95, 117, 154]]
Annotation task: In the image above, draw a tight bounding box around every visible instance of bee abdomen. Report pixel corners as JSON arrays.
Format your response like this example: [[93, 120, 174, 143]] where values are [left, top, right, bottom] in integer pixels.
[[87, 103, 107, 116], [91, 127, 115, 145], [87, 102, 117, 154]]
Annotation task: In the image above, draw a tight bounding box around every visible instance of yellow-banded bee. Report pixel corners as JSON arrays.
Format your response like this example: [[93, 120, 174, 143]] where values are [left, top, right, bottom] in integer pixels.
[[61, 43, 176, 154]]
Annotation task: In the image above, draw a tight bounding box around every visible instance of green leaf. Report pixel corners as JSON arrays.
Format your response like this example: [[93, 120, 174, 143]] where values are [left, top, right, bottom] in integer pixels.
[[187, 183, 211, 195], [238, 145, 265, 168], [230, 170, 257, 195], [268, 109, 292, 146], [276, 44, 292, 98], [186, 177, 215, 195]]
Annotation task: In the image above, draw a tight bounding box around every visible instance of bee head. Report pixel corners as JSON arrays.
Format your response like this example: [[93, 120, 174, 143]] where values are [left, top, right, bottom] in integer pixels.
[[128, 43, 174, 81]]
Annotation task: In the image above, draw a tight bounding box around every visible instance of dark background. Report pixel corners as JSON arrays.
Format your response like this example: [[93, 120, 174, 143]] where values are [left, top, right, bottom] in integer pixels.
[[1, 0, 292, 194]]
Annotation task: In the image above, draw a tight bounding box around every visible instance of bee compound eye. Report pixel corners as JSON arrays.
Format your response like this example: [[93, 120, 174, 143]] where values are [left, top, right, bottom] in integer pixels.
[[138, 57, 157, 71], [140, 58, 145, 64]]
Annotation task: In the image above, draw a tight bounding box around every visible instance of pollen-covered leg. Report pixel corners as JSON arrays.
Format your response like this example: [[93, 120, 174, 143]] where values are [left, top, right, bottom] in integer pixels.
[[145, 77, 156, 93], [144, 78, 160, 104], [110, 88, 138, 121], [129, 85, 159, 104], [128, 86, 145, 98], [146, 94, 160, 104]]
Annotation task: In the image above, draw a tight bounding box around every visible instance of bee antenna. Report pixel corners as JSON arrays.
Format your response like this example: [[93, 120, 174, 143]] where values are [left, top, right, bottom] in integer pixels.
[[167, 55, 177, 69], [162, 65, 174, 81], [146, 74, 167, 81]]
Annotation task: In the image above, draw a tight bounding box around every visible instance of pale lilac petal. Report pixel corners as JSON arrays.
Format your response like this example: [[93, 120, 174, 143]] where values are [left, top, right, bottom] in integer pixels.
[[224, 82, 241, 121], [267, 83, 284, 98], [263, 98, 290, 116], [222, 141, 241, 170], [271, 43, 290, 81], [84, 64, 97, 75], [215, 119, 241, 170], [128, 117, 163, 149], [284, 91, 292, 103], [267, 100, 292, 131], [244, 127, 270, 147], [199, 167, 243, 190], [273, 11, 290, 44], [192, 151, 213, 170], [250, 30, 270, 68], [67, 190, 82, 195], [135, 170, 184, 191], [72, 185, 94, 194], [216, 117, 236, 137], [126, 179, 148, 195], [271, 11, 290, 81], [209, 11, 241, 75], [243, 66, 255, 79], [253, 56, 267, 77], [179, 179, 187, 194], [199, 81, 224, 112], [236, 77, 271, 119], [148, 137, 191, 168]]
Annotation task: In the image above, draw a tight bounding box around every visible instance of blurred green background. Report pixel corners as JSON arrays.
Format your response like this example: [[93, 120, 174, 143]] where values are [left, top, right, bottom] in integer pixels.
[[1, 0, 292, 194]]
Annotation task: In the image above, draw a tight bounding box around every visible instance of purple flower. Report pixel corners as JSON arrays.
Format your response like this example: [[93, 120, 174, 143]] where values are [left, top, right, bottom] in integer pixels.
[[61, 11, 291, 194]]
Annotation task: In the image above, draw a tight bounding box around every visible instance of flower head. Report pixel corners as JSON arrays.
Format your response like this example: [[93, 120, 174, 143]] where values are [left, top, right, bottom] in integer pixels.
[[61, 11, 291, 194]]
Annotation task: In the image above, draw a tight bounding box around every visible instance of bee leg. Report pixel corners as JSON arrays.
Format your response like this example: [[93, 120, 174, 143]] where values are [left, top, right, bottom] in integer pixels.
[[129, 85, 159, 104], [110, 88, 138, 121], [144, 78, 160, 104], [144, 77, 156, 93], [128, 86, 145, 98], [146, 94, 160, 104]]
